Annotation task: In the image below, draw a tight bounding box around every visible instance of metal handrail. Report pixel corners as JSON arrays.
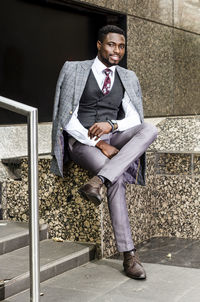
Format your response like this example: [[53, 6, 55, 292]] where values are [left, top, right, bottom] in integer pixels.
[[0, 96, 40, 302]]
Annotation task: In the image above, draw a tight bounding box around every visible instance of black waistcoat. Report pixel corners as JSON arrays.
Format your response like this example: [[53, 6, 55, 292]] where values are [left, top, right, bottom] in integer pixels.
[[77, 70, 125, 129]]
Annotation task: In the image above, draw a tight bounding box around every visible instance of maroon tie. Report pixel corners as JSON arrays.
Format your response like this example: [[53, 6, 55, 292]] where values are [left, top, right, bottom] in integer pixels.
[[102, 68, 112, 95]]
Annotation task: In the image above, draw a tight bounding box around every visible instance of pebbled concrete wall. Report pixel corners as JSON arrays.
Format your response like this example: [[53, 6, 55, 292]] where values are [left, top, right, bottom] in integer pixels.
[[1, 116, 200, 258]]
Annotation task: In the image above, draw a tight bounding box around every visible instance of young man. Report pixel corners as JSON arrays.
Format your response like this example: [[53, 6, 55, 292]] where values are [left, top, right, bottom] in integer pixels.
[[51, 25, 157, 279]]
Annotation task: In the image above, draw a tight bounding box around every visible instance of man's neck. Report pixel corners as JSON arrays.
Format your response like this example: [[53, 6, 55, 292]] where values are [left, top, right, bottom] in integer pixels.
[[94, 57, 116, 73]]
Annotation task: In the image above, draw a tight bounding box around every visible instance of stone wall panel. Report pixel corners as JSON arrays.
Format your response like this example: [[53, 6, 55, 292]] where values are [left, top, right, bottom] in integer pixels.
[[174, 0, 200, 34], [127, 0, 173, 25], [127, 16, 174, 116], [173, 29, 200, 115]]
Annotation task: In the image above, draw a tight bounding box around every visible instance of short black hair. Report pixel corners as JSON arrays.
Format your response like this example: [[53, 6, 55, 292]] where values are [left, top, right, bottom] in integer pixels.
[[98, 25, 125, 42]]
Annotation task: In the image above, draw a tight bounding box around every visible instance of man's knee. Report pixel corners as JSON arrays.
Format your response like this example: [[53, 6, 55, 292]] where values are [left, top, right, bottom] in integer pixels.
[[94, 157, 109, 174]]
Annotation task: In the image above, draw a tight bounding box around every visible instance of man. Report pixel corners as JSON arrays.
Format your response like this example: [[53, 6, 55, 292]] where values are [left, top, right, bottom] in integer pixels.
[[51, 25, 157, 280]]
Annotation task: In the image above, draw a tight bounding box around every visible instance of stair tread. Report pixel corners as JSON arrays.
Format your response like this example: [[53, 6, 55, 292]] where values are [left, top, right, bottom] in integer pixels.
[[0, 221, 29, 240], [0, 239, 95, 281], [0, 220, 48, 256]]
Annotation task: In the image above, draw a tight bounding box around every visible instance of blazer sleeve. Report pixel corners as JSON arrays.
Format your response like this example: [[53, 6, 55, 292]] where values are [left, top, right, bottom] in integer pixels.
[[135, 75, 143, 100], [52, 61, 69, 121], [127, 70, 144, 122]]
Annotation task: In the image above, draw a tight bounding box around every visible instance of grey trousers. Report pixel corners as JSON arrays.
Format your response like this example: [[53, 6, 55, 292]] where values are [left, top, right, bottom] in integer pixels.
[[68, 122, 158, 252]]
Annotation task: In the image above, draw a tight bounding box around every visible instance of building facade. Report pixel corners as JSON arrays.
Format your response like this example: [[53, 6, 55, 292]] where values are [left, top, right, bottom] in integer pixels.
[[0, 0, 200, 123]]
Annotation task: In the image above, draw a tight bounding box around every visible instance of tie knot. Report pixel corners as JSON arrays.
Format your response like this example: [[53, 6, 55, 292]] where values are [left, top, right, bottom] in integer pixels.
[[104, 68, 112, 76]]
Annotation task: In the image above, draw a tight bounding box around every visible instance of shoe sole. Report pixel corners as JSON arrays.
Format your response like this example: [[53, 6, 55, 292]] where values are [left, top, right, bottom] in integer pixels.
[[78, 188, 102, 207], [125, 271, 146, 280]]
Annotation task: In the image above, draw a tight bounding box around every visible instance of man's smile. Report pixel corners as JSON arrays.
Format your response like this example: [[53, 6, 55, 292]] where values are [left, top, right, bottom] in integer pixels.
[[110, 55, 120, 60]]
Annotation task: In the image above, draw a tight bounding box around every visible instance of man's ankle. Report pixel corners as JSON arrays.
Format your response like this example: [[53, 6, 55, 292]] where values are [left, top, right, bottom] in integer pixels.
[[124, 248, 136, 255], [97, 175, 105, 184]]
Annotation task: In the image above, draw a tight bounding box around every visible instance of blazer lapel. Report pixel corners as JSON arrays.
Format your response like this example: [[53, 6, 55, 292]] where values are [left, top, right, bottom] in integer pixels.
[[74, 60, 94, 106], [116, 66, 137, 102], [116, 66, 143, 117]]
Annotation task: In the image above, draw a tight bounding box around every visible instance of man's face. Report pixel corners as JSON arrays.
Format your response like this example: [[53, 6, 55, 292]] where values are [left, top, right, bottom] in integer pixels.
[[97, 32, 125, 67]]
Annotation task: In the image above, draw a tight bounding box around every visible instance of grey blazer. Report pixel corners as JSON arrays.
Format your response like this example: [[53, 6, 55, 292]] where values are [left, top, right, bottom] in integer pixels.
[[50, 59, 146, 185]]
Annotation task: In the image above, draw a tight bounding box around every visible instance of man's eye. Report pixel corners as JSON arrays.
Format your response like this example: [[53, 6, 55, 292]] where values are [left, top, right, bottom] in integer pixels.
[[108, 43, 114, 47], [120, 45, 125, 49]]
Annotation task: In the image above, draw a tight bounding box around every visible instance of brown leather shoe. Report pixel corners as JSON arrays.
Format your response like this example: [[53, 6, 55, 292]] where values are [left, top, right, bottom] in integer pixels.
[[123, 250, 146, 280], [78, 176, 103, 206]]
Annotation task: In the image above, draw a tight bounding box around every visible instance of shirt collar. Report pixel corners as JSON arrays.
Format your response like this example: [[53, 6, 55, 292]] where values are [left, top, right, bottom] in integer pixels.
[[93, 56, 116, 75]]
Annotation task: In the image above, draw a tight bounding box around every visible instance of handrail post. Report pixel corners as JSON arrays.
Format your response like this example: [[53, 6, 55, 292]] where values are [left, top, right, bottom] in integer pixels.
[[28, 109, 40, 302], [0, 96, 40, 301]]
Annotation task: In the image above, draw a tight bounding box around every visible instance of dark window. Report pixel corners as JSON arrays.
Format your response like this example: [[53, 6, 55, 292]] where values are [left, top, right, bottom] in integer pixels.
[[0, 0, 126, 124]]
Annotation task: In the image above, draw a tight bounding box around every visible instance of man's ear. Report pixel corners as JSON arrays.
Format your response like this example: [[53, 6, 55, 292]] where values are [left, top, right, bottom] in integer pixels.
[[97, 40, 101, 51]]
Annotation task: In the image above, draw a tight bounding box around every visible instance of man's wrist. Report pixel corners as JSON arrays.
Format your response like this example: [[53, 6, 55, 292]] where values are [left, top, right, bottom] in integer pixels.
[[96, 140, 106, 150], [106, 120, 114, 132], [111, 120, 118, 131], [96, 140, 103, 149], [107, 120, 118, 132]]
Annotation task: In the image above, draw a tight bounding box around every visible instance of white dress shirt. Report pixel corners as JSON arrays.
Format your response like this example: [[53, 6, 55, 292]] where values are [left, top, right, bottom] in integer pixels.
[[65, 57, 141, 147]]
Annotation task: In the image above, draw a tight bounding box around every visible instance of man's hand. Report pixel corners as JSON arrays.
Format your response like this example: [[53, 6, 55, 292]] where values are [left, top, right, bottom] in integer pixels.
[[88, 122, 112, 140], [96, 140, 119, 159]]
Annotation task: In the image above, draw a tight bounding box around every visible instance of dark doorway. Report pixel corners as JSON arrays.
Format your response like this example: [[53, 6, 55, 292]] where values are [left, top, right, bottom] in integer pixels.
[[0, 0, 126, 124]]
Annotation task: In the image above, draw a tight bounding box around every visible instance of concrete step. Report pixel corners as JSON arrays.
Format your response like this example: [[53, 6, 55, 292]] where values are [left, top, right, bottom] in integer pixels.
[[3, 260, 200, 302], [0, 240, 96, 301], [0, 221, 48, 255]]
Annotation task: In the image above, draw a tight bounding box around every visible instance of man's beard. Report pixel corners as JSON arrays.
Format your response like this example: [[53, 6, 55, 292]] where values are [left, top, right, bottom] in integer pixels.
[[100, 55, 118, 67]]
